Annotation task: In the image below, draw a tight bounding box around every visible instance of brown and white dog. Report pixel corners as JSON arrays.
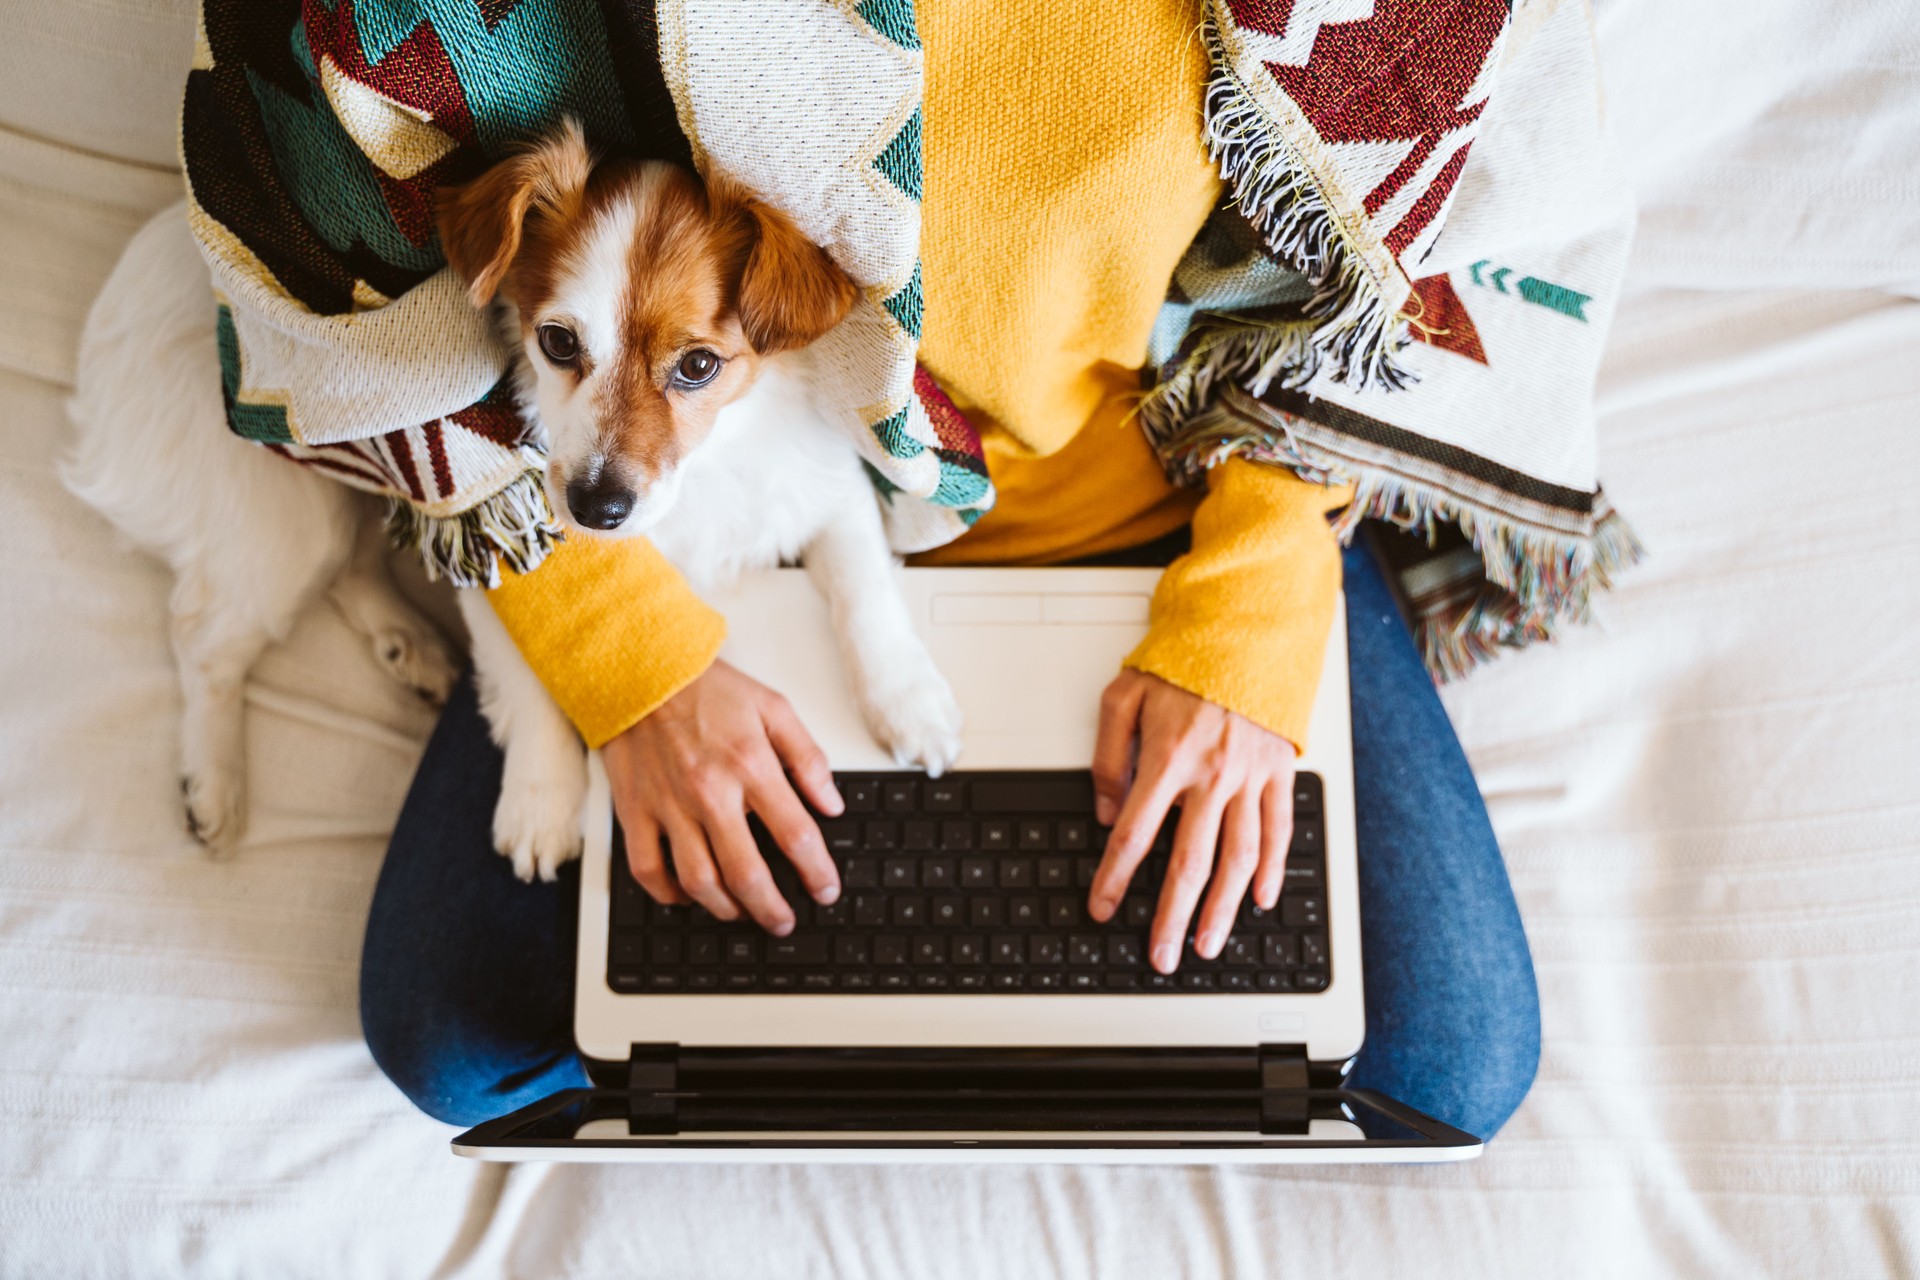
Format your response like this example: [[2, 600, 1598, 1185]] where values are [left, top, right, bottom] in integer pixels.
[[66, 123, 962, 879]]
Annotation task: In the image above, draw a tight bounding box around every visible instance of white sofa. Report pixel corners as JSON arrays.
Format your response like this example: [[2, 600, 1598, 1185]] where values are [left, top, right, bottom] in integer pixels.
[[1, 1, 1916, 1275]]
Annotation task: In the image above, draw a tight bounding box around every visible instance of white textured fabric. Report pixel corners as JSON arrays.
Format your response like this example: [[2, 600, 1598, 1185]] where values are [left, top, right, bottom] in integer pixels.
[[3, 1, 1919, 1276]]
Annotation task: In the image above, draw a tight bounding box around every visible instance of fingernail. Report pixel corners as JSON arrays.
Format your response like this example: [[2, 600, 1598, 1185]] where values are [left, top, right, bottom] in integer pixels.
[[1088, 895, 1113, 922], [1151, 942, 1178, 974], [814, 883, 840, 905], [1198, 929, 1222, 958], [772, 917, 795, 937], [1095, 796, 1116, 826]]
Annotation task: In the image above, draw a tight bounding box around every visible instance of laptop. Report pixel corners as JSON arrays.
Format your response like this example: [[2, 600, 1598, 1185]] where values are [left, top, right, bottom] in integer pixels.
[[453, 565, 1480, 1162]]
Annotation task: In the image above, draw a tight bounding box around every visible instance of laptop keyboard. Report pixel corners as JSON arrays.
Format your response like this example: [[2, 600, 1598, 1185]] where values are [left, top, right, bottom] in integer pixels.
[[607, 770, 1330, 995]]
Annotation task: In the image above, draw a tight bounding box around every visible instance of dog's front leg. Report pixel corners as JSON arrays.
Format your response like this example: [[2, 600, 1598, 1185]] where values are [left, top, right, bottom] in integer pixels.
[[457, 591, 588, 882], [803, 502, 963, 776]]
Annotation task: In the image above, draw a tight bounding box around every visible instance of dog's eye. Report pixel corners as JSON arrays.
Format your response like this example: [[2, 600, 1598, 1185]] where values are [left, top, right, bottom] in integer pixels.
[[537, 323, 579, 365], [676, 349, 722, 387]]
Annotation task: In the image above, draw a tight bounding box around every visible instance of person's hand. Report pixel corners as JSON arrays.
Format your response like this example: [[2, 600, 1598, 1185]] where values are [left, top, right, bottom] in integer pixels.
[[600, 660, 843, 935], [1086, 669, 1297, 974]]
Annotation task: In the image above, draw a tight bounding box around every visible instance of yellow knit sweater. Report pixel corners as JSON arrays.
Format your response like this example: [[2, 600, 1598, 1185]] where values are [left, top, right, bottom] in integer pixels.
[[488, 0, 1343, 751]]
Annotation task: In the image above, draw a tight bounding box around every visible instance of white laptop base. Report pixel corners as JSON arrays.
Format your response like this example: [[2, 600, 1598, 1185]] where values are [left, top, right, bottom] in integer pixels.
[[453, 566, 1482, 1163]]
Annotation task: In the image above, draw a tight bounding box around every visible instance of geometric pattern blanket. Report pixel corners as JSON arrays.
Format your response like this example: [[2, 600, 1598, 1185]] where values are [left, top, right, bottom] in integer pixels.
[[182, 0, 1637, 676]]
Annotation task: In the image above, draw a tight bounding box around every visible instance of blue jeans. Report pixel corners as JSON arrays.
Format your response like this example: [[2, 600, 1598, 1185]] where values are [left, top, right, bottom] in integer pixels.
[[360, 540, 1539, 1136]]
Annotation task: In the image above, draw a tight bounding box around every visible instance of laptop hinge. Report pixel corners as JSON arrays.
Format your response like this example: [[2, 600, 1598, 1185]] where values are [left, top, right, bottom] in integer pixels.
[[627, 1042, 680, 1134], [1258, 1043, 1311, 1134]]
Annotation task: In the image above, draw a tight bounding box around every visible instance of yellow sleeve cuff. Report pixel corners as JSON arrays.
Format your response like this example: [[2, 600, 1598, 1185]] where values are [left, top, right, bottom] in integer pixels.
[[1124, 460, 1349, 752], [486, 534, 726, 749]]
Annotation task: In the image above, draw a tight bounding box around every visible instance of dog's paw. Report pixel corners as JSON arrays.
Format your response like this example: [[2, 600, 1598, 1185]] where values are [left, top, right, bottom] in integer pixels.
[[181, 770, 244, 858], [492, 767, 586, 884], [861, 662, 965, 778], [372, 625, 459, 706]]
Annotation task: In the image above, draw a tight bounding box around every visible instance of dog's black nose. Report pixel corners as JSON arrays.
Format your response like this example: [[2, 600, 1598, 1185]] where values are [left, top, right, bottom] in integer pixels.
[[565, 478, 635, 530]]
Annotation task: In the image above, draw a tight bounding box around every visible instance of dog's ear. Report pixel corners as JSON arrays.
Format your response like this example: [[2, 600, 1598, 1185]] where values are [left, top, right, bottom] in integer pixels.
[[708, 173, 858, 354], [438, 120, 594, 306]]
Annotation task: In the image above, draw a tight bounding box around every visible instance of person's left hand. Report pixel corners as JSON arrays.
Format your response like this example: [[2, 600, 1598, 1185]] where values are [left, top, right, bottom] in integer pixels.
[[1086, 669, 1297, 974]]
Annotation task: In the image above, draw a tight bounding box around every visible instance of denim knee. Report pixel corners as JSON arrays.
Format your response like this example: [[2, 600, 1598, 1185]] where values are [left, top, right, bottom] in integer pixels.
[[360, 977, 584, 1128]]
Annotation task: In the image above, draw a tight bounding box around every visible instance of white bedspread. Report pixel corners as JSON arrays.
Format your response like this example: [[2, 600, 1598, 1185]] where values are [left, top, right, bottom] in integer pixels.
[[2, 1, 1917, 1275]]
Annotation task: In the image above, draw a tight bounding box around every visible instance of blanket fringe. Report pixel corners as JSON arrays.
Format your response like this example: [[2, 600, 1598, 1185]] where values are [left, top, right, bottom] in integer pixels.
[[1139, 14, 1414, 454], [385, 468, 565, 590], [1162, 403, 1645, 680]]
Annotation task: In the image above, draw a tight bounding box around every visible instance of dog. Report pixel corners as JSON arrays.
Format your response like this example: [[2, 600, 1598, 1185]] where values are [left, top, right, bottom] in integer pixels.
[[66, 122, 963, 881]]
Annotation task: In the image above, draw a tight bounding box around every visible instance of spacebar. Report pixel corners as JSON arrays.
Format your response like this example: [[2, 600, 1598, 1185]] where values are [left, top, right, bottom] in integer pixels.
[[969, 777, 1095, 814]]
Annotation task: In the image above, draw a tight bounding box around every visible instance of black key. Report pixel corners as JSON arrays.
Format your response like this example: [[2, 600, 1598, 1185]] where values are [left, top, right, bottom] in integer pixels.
[[931, 895, 963, 926], [1222, 935, 1258, 966], [1240, 900, 1276, 929], [1222, 972, 1255, 992], [878, 972, 911, 990], [913, 935, 948, 965], [725, 972, 757, 990], [612, 935, 646, 967], [999, 859, 1033, 888], [921, 858, 956, 889], [1285, 861, 1324, 889], [610, 971, 644, 993], [613, 876, 647, 927], [1282, 895, 1324, 927], [650, 901, 688, 928], [814, 899, 850, 928], [955, 972, 989, 990], [1075, 856, 1099, 888], [1301, 932, 1328, 968], [1030, 972, 1065, 990], [972, 778, 1094, 813], [1290, 825, 1322, 856], [1047, 895, 1081, 927], [1038, 858, 1071, 888], [1107, 935, 1144, 966], [853, 894, 888, 927], [1263, 934, 1300, 966], [840, 972, 874, 990], [833, 935, 870, 966], [802, 973, 835, 991], [822, 821, 861, 854], [686, 934, 720, 965], [650, 935, 682, 965], [1123, 896, 1154, 928], [883, 857, 916, 888], [845, 779, 880, 812], [725, 936, 757, 965], [843, 857, 880, 889], [892, 895, 926, 927], [865, 821, 899, 851], [1018, 820, 1050, 850], [952, 935, 984, 964], [926, 780, 965, 812], [970, 896, 1005, 928], [990, 935, 1024, 965], [916, 973, 951, 990], [874, 935, 908, 966], [1105, 972, 1140, 990], [1029, 935, 1064, 965], [1069, 972, 1100, 990], [687, 972, 719, 990], [648, 973, 682, 990], [960, 856, 994, 887], [1295, 970, 1329, 992], [884, 779, 918, 811], [981, 821, 1013, 850], [1292, 774, 1322, 815], [1068, 935, 1103, 965], [942, 821, 975, 850], [992, 973, 1024, 990], [1258, 971, 1293, 992], [1057, 821, 1089, 851], [1009, 896, 1041, 927], [767, 936, 828, 965], [1181, 972, 1217, 990], [902, 820, 937, 850]]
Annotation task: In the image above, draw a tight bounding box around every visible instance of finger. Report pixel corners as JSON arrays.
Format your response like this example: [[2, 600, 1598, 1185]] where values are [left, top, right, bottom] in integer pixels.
[[746, 758, 840, 905], [1195, 789, 1260, 957], [620, 810, 686, 905], [1091, 674, 1146, 826], [702, 801, 797, 936], [1088, 737, 1183, 923], [1150, 786, 1229, 973], [761, 691, 843, 817], [1253, 773, 1294, 910], [661, 815, 741, 922]]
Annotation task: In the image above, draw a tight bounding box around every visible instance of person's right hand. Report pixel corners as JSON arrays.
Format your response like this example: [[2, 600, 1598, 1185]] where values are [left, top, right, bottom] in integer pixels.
[[599, 659, 843, 936]]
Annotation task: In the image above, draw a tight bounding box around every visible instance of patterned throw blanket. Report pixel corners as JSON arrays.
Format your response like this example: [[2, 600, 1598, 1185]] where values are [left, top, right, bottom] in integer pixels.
[[184, 0, 1636, 677]]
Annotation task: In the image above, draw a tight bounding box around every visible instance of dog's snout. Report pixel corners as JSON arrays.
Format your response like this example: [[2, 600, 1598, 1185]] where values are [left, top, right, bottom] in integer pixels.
[[565, 476, 636, 530]]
